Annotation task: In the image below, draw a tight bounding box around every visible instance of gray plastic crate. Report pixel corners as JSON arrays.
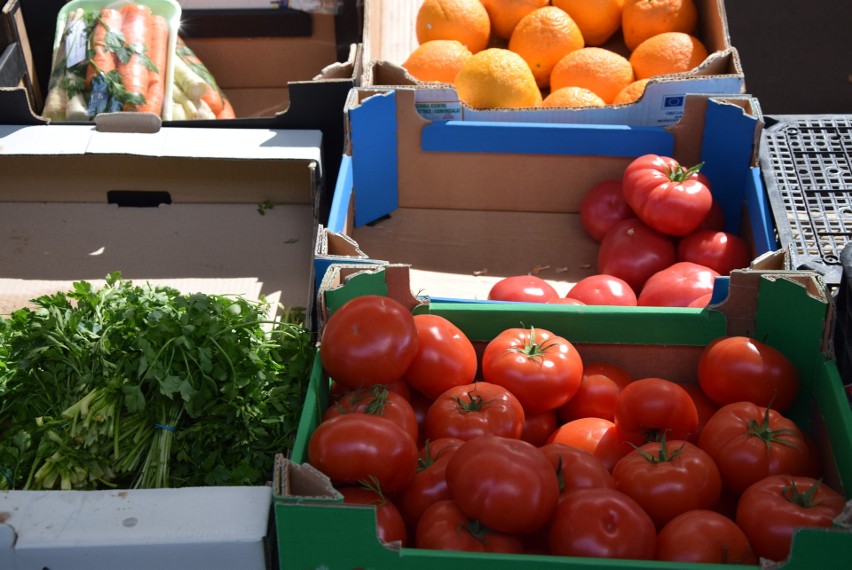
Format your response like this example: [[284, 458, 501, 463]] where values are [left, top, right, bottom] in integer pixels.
[[759, 115, 852, 285]]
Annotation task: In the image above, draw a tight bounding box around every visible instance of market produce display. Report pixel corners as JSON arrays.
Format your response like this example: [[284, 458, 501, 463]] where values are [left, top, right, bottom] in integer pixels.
[[305, 294, 848, 564], [0, 274, 314, 491], [403, 0, 711, 108]]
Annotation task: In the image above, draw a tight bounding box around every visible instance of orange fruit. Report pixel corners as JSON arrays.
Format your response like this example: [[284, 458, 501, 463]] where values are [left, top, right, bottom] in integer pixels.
[[416, 0, 492, 53], [542, 86, 606, 108], [550, 47, 635, 104], [613, 77, 650, 104], [508, 6, 585, 88], [402, 39, 474, 83], [480, 0, 549, 40], [621, 0, 698, 51], [552, 0, 624, 46], [629, 32, 708, 79], [454, 48, 543, 108]]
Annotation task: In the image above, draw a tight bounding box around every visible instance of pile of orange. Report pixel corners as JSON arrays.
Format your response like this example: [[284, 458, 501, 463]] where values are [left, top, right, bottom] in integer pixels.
[[402, 0, 711, 110]]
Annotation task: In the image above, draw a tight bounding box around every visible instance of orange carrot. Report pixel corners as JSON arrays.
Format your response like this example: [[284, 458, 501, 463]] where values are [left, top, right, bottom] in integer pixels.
[[217, 98, 236, 119], [200, 85, 225, 117], [138, 14, 169, 115], [85, 8, 123, 89], [119, 3, 153, 111]]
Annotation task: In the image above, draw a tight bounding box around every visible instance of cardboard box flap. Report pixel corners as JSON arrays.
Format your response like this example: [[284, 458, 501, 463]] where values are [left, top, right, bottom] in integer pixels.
[[273, 454, 341, 502]]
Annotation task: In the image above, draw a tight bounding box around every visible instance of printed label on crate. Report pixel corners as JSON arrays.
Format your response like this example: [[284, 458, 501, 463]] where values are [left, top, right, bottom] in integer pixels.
[[415, 101, 463, 121]]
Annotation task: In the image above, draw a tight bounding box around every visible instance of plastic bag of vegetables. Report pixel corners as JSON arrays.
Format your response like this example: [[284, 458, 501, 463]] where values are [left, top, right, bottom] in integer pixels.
[[171, 36, 236, 120], [43, 0, 180, 121]]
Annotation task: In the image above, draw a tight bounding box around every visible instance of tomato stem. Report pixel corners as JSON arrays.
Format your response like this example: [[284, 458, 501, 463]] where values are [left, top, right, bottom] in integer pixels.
[[781, 478, 824, 508], [632, 432, 684, 464], [747, 406, 800, 450], [506, 327, 558, 363], [452, 388, 495, 413], [667, 161, 704, 182]]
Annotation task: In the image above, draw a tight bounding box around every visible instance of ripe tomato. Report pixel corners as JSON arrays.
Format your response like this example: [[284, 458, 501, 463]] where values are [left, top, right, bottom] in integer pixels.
[[487, 274, 560, 303], [418, 437, 464, 463], [677, 230, 753, 276], [565, 274, 638, 306], [425, 381, 525, 441], [308, 413, 418, 493], [446, 435, 560, 535], [481, 327, 583, 414], [338, 486, 408, 546], [539, 443, 615, 494], [548, 488, 656, 559], [415, 500, 524, 553], [547, 417, 629, 471], [736, 475, 847, 562], [402, 314, 478, 400], [558, 362, 635, 422], [697, 401, 811, 495], [612, 438, 722, 528], [323, 384, 419, 443], [579, 178, 634, 241], [597, 217, 677, 292], [622, 154, 713, 236], [613, 377, 699, 445], [319, 295, 419, 389], [521, 409, 559, 447], [547, 297, 586, 305], [397, 440, 461, 528], [638, 261, 720, 307], [687, 293, 713, 308], [698, 335, 800, 412], [656, 509, 757, 564]]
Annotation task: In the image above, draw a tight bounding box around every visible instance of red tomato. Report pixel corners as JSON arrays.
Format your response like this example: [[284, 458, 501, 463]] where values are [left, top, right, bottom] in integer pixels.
[[638, 261, 720, 307], [521, 409, 559, 447], [579, 179, 635, 241], [323, 384, 419, 443], [687, 293, 713, 308], [698, 335, 800, 412], [487, 275, 560, 303], [446, 435, 560, 535], [565, 274, 638, 306], [548, 488, 657, 559], [418, 437, 464, 463], [397, 441, 461, 528], [656, 509, 757, 564], [403, 314, 478, 400], [597, 218, 677, 292], [338, 486, 408, 546], [481, 327, 584, 414], [547, 297, 586, 305], [308, 413, 418, 493], [736, 475, 847, 562], [623, 154, 713, 236], [558, 362, 636, 422], [319, 295, 419, 389], [677, 230, 753, 276], [424, 381, 525, 441], [612, 438, 722, 528], [697, 401, 811, 495], [680, 383, 719, 441], [547, 417, 629, 471], [539, 443, 615, 494], [415, 500, 524, 553], [614, 377, 699, 445]]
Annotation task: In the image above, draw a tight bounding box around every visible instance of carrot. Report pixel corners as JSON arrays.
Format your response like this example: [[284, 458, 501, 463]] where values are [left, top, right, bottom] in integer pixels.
[[200, 85, 225, 117], [86, 8, 123, 89], [118, 3, 153, 111], [217, 98, 236, 120], [138, 14, 169, 115]]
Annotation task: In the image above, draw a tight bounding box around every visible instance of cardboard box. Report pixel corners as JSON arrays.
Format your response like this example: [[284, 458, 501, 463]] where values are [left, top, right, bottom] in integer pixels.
[[0, 486, 272, 570], [314, 89, 777, 302], [0, 0, 363, 222], [361, 0, 745, 126], [274, 263, 852, 569], [0, 119, 321, 318]]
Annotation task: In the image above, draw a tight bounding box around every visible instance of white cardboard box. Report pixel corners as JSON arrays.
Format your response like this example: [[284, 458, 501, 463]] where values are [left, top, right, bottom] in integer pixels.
[[0, 486, 272, 570]]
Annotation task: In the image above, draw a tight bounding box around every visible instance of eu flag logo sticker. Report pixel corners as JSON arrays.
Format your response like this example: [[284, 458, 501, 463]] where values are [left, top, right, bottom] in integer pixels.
[[663, 95, 685, 108]]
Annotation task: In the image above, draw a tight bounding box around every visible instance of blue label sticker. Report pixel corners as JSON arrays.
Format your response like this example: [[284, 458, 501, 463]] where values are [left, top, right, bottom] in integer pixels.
[[663, 95, 685, 109]]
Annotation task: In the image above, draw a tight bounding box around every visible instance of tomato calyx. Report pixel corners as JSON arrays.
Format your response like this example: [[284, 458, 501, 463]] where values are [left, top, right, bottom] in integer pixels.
[[357, 475, 389, 507], [418, 439, 452, 470], [746, 406, 800, 450], [451, 388, 496, 414], [781, 477, 826, 509], [456, 518, 497, 545], [667, 162, 704, 183], [506, 327, 559, 364], [631, 433, 685, 464]]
